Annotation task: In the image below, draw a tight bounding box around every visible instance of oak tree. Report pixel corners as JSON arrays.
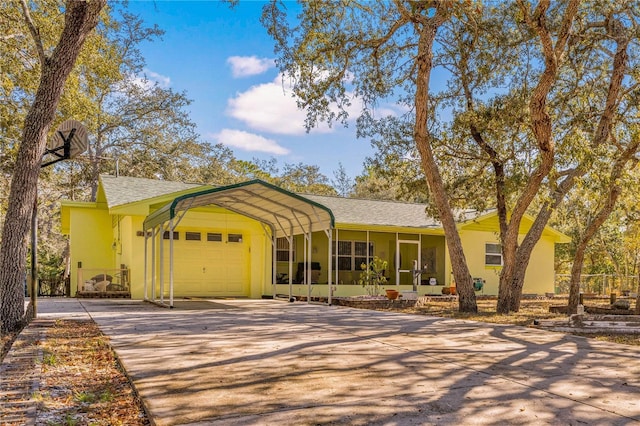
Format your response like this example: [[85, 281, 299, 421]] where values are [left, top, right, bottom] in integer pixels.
[[0, 0, 106, 333]]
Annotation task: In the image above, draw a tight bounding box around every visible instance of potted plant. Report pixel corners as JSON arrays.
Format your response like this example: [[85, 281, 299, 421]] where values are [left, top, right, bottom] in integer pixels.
[[358, 256, 388, 296], [385, 288, 400, 300]]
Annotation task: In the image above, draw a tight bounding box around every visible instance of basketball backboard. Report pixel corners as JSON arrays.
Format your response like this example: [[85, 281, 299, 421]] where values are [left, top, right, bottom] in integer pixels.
[[42, 119, 88, 167]]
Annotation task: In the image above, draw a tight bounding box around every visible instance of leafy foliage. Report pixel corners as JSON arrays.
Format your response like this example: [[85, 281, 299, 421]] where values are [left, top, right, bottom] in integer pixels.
[[263, 0, 640, 315], [357, 256, 388, 296]]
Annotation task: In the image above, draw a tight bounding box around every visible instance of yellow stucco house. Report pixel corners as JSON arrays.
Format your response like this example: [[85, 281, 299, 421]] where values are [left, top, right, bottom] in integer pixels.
[[61, 175, 570, 306]]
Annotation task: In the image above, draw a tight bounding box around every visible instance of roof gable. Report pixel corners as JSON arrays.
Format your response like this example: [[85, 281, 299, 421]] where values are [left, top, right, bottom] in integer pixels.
[[99, 174, 205, 209], [459, 211, 571, 243]]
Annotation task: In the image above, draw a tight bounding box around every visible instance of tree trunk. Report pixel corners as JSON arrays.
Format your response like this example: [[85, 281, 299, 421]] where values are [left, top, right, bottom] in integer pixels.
[[566, 137, 639, 314], [567, 244, 587, 315], [0, 0, 105, 333], [495, 0, 579, 314], [497, 231, 518, 313], [411, 4, 477, 313]]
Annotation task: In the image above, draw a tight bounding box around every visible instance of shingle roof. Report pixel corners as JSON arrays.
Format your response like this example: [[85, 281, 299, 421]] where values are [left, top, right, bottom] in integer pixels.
[[303, 194, 442, 228], [98, 175, 484, 228], [100, 175, 205, 208]]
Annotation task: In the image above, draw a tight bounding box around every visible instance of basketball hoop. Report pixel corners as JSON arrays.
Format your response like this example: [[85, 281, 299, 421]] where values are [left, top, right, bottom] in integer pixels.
[[32, 119, 89, 318], [42, 119, 88, 167]]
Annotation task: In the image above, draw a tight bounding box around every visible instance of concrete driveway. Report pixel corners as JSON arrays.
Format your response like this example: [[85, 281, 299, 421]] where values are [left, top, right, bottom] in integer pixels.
[[39, 298, 640, 425]]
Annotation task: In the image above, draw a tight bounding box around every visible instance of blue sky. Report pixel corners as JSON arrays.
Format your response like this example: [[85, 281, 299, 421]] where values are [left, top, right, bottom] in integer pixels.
[[125, 1, 373, 180]]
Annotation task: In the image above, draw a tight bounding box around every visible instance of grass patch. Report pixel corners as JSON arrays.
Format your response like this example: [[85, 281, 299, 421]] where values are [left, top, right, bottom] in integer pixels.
[[42, 350, 58, 366], [74, 390, 97, 403]]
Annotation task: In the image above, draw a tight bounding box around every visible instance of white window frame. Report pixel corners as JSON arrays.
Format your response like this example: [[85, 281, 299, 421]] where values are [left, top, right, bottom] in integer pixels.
[[485, 242, 503, 266], [334, 240, 374, 271], [276, 237, 295, 262]]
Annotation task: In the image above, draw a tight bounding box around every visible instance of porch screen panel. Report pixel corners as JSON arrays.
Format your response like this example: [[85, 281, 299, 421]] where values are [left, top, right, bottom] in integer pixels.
[[337, 241, 351, 270], [276, 237, 294, 262], [334, 241, 374, 271], [354, 241, 373, 270]]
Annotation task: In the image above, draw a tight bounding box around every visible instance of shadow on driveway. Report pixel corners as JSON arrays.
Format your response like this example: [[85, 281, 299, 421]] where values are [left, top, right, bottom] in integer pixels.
[[68, 299, 640, 426]]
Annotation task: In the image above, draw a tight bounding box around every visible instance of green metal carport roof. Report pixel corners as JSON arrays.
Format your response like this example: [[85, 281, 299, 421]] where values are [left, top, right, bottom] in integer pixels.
[[143, 179, 335, 236]]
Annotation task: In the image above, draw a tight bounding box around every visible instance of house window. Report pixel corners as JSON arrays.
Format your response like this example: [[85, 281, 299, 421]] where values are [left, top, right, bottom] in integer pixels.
[[334, 241, 374, 271], [185, 232, 201, 241], [276, 237, 295, 262], [207, 233, 222, 242], [485, 243, 502, 266], [228, 234, 243, 243], [163, 231, 179, 240]]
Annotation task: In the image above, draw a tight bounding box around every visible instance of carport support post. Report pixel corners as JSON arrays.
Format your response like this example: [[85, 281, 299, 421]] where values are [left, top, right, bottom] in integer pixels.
[[308, 227, 312, 303], [335, 229, 339, 286], [159, 224, 165, 304], [151, 226, 157, 301], [271, 231, 276, 299], [144, 230, 148, 301], [327, 229, 332, 305], [288, 227, 293, 300], [303, 232, 307, 287], [169, 218, 174, 308]]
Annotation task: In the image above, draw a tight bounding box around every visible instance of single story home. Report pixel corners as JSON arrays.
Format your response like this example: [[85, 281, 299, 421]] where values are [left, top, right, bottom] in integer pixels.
[[60, 174, 570, 306]]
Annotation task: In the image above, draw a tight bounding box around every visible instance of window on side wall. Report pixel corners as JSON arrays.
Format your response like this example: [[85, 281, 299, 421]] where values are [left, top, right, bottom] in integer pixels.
[[485, 243, 502, 266]]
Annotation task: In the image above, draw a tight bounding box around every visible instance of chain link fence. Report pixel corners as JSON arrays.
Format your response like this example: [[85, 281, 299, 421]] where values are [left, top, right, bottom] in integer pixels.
[[555, 274, 639, 296]]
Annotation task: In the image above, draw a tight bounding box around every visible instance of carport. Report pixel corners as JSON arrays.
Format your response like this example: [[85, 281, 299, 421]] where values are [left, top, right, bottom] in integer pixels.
[[142, 179, 335, 308]]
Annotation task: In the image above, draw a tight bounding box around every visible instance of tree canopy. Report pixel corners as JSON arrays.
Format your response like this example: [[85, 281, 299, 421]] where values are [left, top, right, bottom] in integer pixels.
[[263, 0, 640, 313]]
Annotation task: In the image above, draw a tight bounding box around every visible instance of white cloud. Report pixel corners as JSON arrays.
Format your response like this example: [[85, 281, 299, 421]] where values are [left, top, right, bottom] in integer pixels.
[[227, 56, 275, 78], [372, 105, 403, 118], [129, 75, 154, 91], [129, 68, 171, 90], [210, 129, 290, 155], [227, 74, 349, 135], [144, 69, 171, 88]]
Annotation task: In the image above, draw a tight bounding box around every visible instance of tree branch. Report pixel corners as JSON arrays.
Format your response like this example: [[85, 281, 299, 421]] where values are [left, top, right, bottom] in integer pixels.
[[19, 0, 46, 66]]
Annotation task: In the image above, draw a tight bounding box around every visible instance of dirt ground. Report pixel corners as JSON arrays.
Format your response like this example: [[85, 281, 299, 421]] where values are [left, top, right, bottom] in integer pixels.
[[396, 296, 640, 346], [1, 319, 149, 426]]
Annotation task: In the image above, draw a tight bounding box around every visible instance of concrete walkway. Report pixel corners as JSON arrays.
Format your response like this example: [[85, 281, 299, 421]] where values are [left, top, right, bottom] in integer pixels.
[[24, 299, 640, 424]]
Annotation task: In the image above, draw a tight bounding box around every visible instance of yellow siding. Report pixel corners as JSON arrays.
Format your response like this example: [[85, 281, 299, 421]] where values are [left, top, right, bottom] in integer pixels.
[[127, 216, 146, 299], [523, 237, 556, 294], [460, 230, 556, 295], [461, 214, 570, 243], [67, 202, 272, 299], [68, 206, 113, 295]]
